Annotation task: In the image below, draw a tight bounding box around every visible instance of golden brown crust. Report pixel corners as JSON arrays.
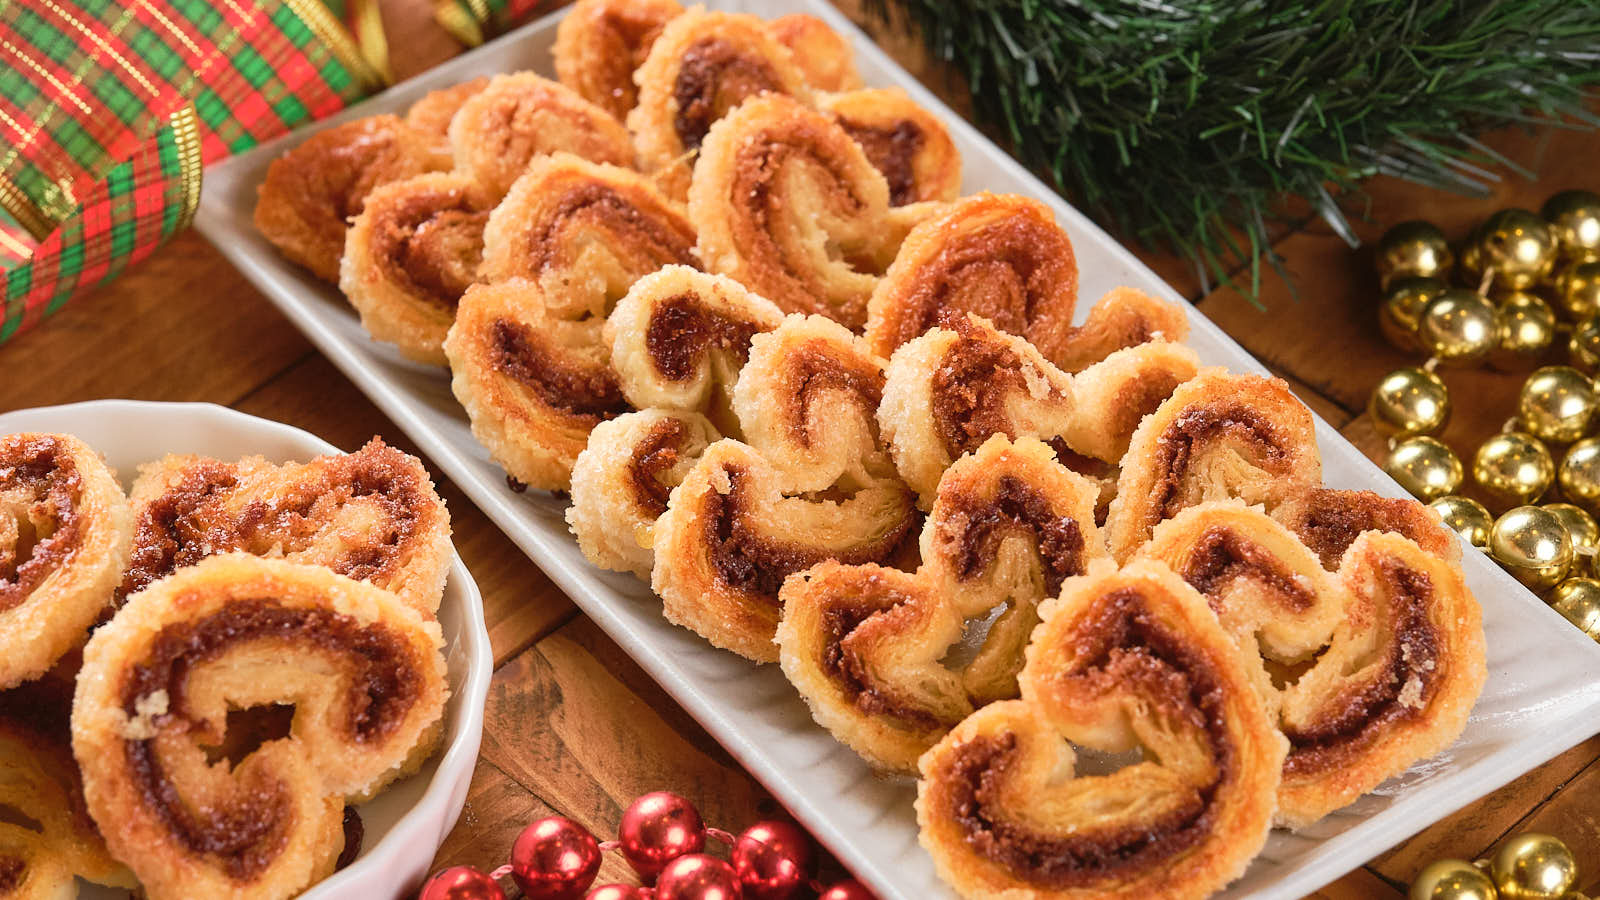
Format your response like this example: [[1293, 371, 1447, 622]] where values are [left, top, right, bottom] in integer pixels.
[[820, 88, 959, 207], [1272, 487, 1460, 569], [554, 0, 685, 120], [1049, 287, 1191, 374], [765, 14, 861, 93], [404, 77, 489, 160]]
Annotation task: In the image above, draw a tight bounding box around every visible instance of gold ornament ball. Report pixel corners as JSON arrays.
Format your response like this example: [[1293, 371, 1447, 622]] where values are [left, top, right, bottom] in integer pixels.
[[1381, 277, 1450, 353], [1554, 260, 1600, 320], [1409, 858, 1499, 900], [1387, 436, 1464, 501], [1548, 578, 1600, 642], [1490, 506, 1574, 591], [1478, 208, 1559, 291], [1431, 495, 1494, 549], [1475, 432, 1555, 505], [1541, 189, 1600, 261], [1559, 437, 1600, 511], [1377, 221, 1454, 288], [1544, 502, 1600, 573], [1569, 315, 1600, 372], [1419, 290, 1502, 366], [1370, 367, 1452, 437], [1460, 241, 1487, 288], [1491, 833, 1578, 900], [1492, 291, 1558, 370], [1518, 366, 1598, 444]]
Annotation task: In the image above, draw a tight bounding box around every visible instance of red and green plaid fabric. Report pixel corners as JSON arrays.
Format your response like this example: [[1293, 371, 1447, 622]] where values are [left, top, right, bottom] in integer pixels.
[[434, 0, 545, 47]]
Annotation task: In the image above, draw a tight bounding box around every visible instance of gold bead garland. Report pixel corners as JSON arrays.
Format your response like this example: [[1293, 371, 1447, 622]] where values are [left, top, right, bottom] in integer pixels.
[[1409, 831, 1585, 900]]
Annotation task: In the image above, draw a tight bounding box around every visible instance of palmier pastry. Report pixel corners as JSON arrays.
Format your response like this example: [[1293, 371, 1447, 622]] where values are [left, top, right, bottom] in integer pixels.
[[120, 438, 452, 615], [445, 279, 628, 491], [567, 409, 720, 578], [73, 555, 448, 900], [605, 265, 784, 426], [1103, 370, 1321, 560], [628, 9, 813, 198], [479, 153, 698, 321], [1, 433, 132, 690], [0, 716, 134, 897], [1050, 286, 1191, 374], [553, 0, 684, 120], [689, 93, 910, 328], [404, 76, 489, 159], [1273, 486, 1459, 569], [819, 88, 958, 206], [652, 439, 917, 662], [878, 313, 1198, 503], [766, 14, 862, 93], [1141, 503, 1485, 826], [448, 72, 633, 200], [916, 559, 1286, 900], [254, 115, 440, 282], [340, 172, 490, 365]]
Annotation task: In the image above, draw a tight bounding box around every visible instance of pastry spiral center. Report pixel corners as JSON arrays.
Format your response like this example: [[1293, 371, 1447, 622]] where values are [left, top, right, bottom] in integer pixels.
[[930, 328, 1061, 459], [672, 38, 784, 150], [837, 118, 923, 206], [535, 184, 698, 279], [1153, 406, 1286, 518], [0, 855, 24, 894], [490, 318, 628, 422], [383, 197, 487, 310], [644, 294, 764, 381], [819, 586, 953, 729], [941, 475, 1086, 596], [0, 436, 83, 612], [628, 418, 690, 517], [1181, 526, 1315, 614]]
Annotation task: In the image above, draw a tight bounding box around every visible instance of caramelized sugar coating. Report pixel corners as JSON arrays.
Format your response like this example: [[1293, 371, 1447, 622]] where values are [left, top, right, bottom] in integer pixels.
[[766, 14, 862, 93], [567, 408, 720, 578], [341, 172, 491, 365], [1273, 486, 1460, 569], [254, 115, 440, 282], [121, 438, 452, 615], [1140, 502, 1484, 827], [0, 433, 132, 690], [1051, 286, 1190, 374], [73, 556, 447, 900], [1103, 370, 1321, 560], [819, 88, 958, 206], [916, 559, 1285, 900], [628, 9, 813, 198], [449, 72, 633, 200], [554, 0, 685, 119], [404, 77, 489, 159]]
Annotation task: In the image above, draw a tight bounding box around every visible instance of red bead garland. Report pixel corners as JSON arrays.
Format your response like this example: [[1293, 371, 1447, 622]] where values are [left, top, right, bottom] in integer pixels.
[[512, 817, 604, 900], [419, 865, 508, 900], [731, 821, 814, 900], [619, 792, 707, 882], [656, 854, 742, 900]]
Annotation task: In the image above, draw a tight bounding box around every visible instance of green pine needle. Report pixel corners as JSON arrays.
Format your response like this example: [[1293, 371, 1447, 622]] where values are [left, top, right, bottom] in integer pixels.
[[867, 0, 1600, 299]]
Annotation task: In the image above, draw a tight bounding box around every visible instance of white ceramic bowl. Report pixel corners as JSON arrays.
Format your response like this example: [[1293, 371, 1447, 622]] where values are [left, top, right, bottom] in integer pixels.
[[0, 400, 492, 900]]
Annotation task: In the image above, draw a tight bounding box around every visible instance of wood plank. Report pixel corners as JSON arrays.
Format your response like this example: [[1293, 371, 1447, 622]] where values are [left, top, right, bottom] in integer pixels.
[[1490, 752, 1600, 896], [1307, 867, 1406, 899]]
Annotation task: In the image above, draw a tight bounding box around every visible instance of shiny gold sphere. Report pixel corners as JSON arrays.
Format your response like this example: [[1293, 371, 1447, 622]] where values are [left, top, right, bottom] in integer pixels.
[[1370, 367, 1452, 437], [1491, 833, 1578, 900], [1492, 291, 1558, 370], [1409, 858, 1499, 900], [1420, 290, 1502, 366], [1378, 220, 1455, 288], [1559, 437, 1600, 511], [1460, 241, 1487, 288], [1569, 315, 1600, 371], [1430, 495, 1494, 549], [1554, 260, 1600, 320], [1543, 502, 1599, 565], [1548, 577, 1600, 642], [1491, 506, 1574, 591], [1518, 366, 1599, 443], [1386, 436, 1464, 501], [1542, 189, 1600, 261], [1381, 277, 1450, 353], [1475, 432, 1555, 505], [1478, 208, 1560, 291]]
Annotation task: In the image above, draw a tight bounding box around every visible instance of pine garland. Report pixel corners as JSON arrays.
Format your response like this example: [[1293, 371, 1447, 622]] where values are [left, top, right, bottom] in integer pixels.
[[868, 0, 1600, 297]]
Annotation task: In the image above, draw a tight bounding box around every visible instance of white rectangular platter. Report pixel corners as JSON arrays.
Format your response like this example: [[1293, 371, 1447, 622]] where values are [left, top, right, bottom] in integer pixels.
[[195, 3, 1600, 898]]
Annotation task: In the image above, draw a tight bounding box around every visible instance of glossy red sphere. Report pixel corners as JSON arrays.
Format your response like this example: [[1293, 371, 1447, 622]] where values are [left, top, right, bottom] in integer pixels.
[[655, 854, 742, 900], [618, 792, 706, 880], [418, 866, 507, 900], [816, 880, 875, 900], [587, 884, 653, 900], [511, 816, 603, 900], [730, 821, 814, 900]]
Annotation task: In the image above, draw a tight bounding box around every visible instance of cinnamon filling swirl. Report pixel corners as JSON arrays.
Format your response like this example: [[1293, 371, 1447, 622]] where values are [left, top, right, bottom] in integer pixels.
[[1181, 526, 1316, 614], [819, 592, 951, 730], [777, 346, 884, 448], [627, 418, 691, 517], [942, 476, 1086, 595], [375, 192, 487, 310], [1, 436, 85, 611], [533, 184, 698, 275], [837, 118, 923, 206], [490, 319, 628, 422], [1284, 488, 1455, 569], [672, 38, 785, 150], [929, 326, 1056, 458], [1152, 407, 1286, 520], [644, 293, 764, 381], [0, 856, 22, 894]]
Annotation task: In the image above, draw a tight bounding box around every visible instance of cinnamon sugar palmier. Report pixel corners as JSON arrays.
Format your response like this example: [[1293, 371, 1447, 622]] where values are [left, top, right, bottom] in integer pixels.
[[766, 14, 861, 92], [73, 555, 448, 900], [628, 9, 813, 198], [1274, 486, 1459, 569], [554, 0, 684, 120], [480, 153, 699, 321], [652, 439, 917, 662], [878, 313, 1198, 503], [1103, 370, 1321, 560], [1051, 286, 1191, 374], [120, 438, 451, 615], [1141, 504, 1484, 826], [567, 409, 720, 578], [1, 433, 132, 690], [405, 77, 489, 159], [254, 115, 440, 282], [606, 265, 784, 421], [446, 279, 628, 491], [917, 559, 1286, 900], [820, 88, 958, 206], [449, 72, 633, 200], [690, 93, 911, 328], [341, 172, 490, 364]]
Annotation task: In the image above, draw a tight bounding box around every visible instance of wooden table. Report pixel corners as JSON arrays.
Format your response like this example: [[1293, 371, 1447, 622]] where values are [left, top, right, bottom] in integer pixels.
[[6, 2, 1598, 896]]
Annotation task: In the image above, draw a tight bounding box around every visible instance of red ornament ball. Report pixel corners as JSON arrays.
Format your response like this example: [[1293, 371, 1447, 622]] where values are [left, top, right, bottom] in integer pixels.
[[511, 816, 603, 900], [731, 821, 814, 900], [618, 792, 706, 881], [588, 884, 654, 900], [418, 866, 506, 900], [816, 880, 875, 900], [655, 854, 742, 900]]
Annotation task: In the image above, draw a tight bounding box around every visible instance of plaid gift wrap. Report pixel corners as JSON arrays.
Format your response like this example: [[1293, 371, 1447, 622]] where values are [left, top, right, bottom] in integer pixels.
[[0, 0, 384, 345], [434, 0, 543, 48]]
